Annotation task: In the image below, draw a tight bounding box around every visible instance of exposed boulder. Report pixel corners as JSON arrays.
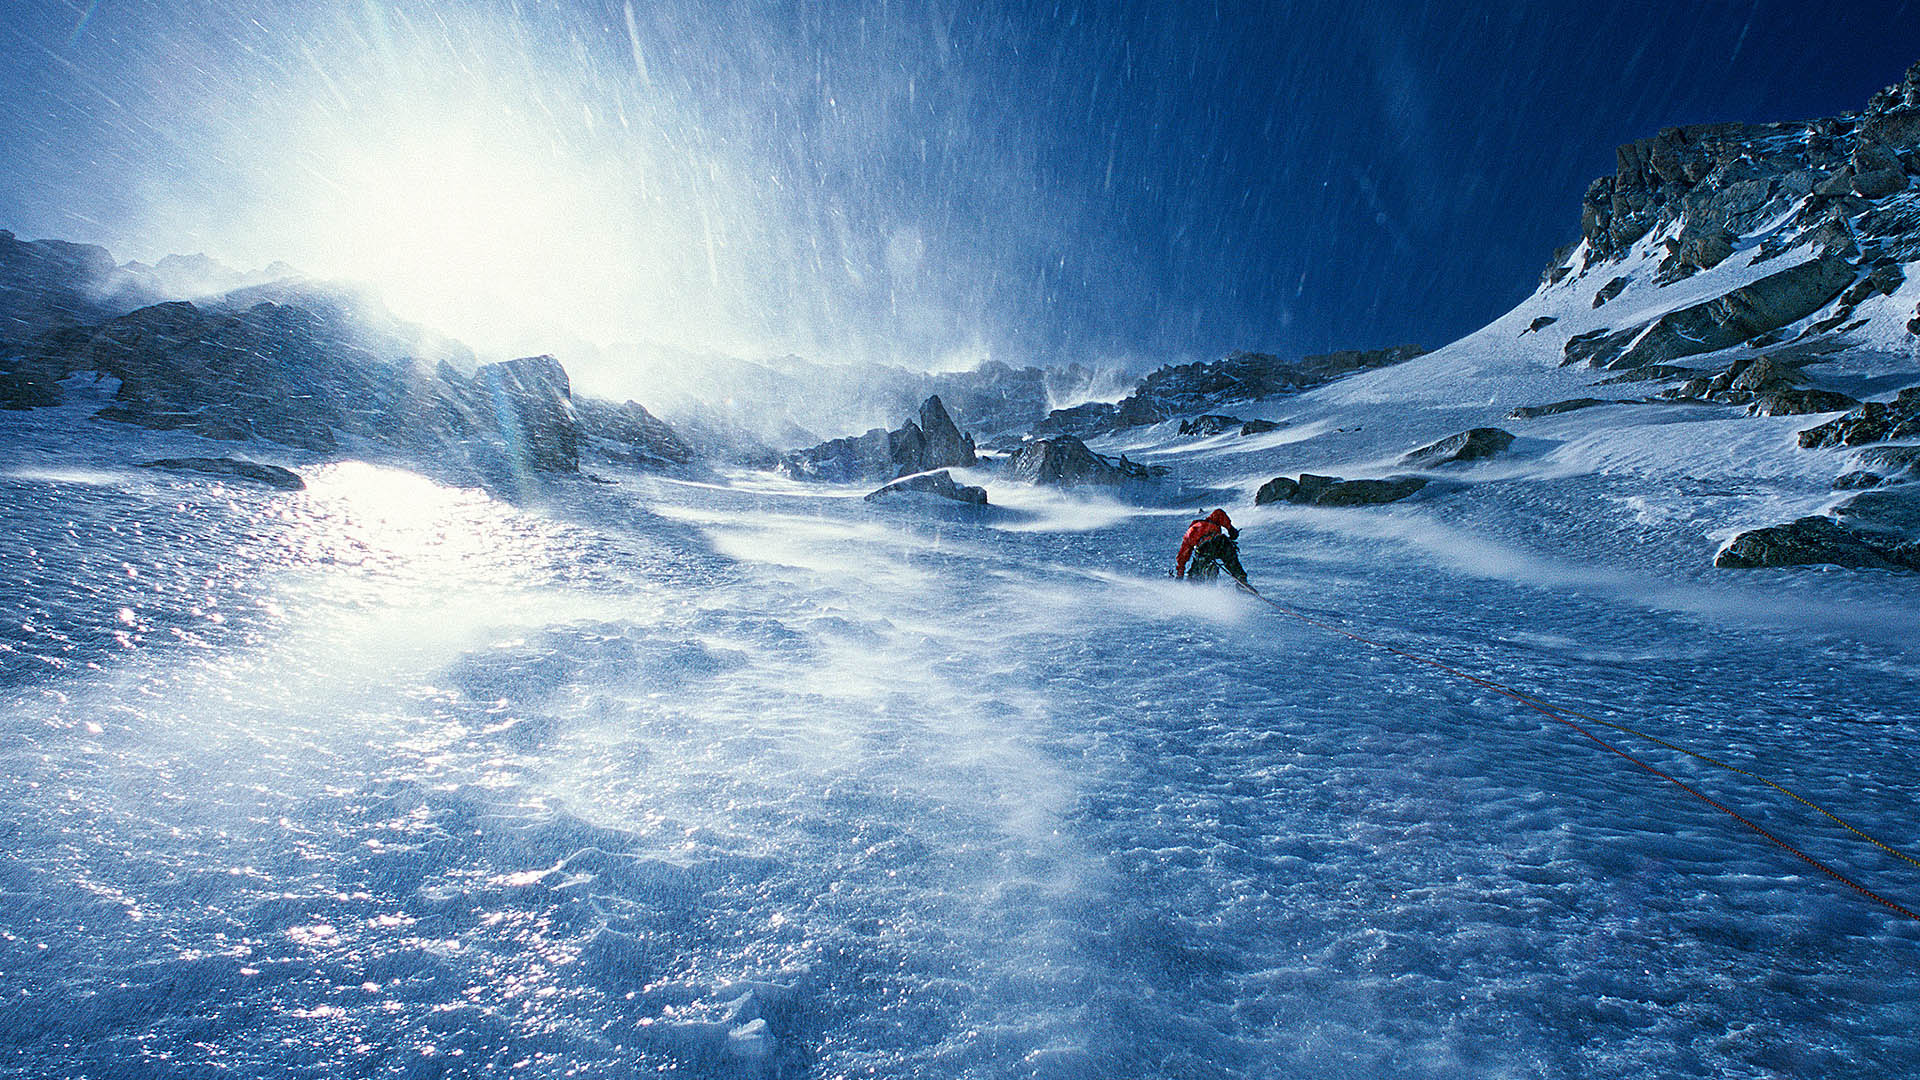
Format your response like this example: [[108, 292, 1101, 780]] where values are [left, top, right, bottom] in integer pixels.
[[1726, 356, 1798, 394], [1240, 419, 1283, 435], [1746, 389, 1861, 416], [137, 456, 305, 490], [1853, 167, 1909, 199], [863, 469, 988, 506], [1798, 388, 1920, 448], [781, 426, 893, 483], [1592, 277, 1629, 308], [1506, 398, 1622, 419], [1522, 315, 1559, 334], [1179, 414, 1247, 437], [1399, 427, 1515, 468], [1004, 435, 1162, 487], [1255, 473, 1428, 507], [1253, 476, 1299, 505], [1715, 515, 1918, 570], [474, 355, 580, 473]]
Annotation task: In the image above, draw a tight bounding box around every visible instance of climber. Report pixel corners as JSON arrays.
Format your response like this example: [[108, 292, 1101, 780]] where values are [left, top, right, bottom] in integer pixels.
[[1175, 508, 1249, 586]]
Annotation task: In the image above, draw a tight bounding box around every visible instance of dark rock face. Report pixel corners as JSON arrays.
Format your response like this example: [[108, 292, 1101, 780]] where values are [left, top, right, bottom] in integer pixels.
[[0, 370, 60, 409], [1562, 257, 1856, 370], [1799, 388, 1920, 448], [917, 395, 977, 468], [1399, 427, 1515, 468], [1715, 515, 1919, 570], [1240, 418, 1282, 435], [1522, 316, 1559, 334], [474, 356, 579, 473], [1506, 398, 1622, 419], [863, 469, 988, 505], [1747, 389, 1861, 416], [0, 230, 124, 344], [1179, 415, 1247, 437], [1004, 435, 1161, 487], [781, 426, 894, 483], [573, 398, 696, 468], [1834, 485, 1920, 537], [1253, 476, 1299, 504], [137, 456, 305, 490], [1030, 400, 1123, 438], [1032, 344, 1423, 438], [0, 242, 694, 481], [782, 395, 979, 483], [1856, 444, 1920, 478], [1833, 470, 1885, 490], [1592, 277, 1629, 308], [1255, 473, 1427, 507]]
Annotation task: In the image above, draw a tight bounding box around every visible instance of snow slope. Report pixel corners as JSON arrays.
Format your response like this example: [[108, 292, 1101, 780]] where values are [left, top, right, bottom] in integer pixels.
[[3, 353, 1918, 1078]]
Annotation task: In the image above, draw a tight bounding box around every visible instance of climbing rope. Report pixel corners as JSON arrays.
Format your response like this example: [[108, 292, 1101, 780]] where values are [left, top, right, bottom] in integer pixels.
[[1233, 581, 1920, 923]]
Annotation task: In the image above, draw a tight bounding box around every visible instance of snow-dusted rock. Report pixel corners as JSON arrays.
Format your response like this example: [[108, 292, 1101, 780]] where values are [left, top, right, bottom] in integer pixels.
[[864, 469, 988, 505], [1004, 435, 1160, 486], [138, 456, 304, 490], [1399, 427, 1515, 468], [1715, 515, 1918, 570], [1254, 473, 1429, 507]]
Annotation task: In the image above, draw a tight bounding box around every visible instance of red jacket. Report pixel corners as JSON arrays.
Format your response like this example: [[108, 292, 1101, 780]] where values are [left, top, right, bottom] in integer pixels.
[[1176, 509, 1237, 577]]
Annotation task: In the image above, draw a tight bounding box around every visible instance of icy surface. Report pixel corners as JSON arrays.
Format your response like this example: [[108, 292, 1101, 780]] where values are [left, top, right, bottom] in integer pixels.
[[3, 385, 1919, 1079]]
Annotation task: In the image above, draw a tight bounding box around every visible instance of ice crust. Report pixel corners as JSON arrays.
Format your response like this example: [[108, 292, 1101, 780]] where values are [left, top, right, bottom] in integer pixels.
[[2, 348, 1919, 1079]]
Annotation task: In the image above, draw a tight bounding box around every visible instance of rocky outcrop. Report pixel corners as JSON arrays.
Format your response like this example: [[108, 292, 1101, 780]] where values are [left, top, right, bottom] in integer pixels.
[[1562, 256, 1857, 370], [1855, 444, 1920, 478], [1798, 388, 1920, 448], [1834, 485, 1920, 537], [0, 370, 60, 409], [1032, 344, 1423, 438], [1399, 427, 1515, 468], [1506, 398, 1623, 419], [1029, 396, 1168, 439], [1558, 62, 1920, 399], [574, 398, 697, 469], [1591, 277, 1628, 308], [1179, 414, 1247, 437], [1003, 435, 1162, 487], [781, 395, 979, 483], [1176, 414, 1286, 437], [863, 469, 988, 506], [916, 396, 977, 469], [1254, 473, 1428, 507], [137, 456, 305, 490], [1715, 514, 1919, 570], [1746, 389, 1861, 416], [0, 230, 124, 344], [473, 356, 580, 472]]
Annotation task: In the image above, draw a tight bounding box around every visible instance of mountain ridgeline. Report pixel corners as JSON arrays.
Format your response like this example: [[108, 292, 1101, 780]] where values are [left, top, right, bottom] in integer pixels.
[[0, 226, 1427, 484]]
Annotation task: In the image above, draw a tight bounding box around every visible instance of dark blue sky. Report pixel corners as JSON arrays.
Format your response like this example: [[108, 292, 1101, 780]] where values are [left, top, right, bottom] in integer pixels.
[[2, 1, 1918, 375]]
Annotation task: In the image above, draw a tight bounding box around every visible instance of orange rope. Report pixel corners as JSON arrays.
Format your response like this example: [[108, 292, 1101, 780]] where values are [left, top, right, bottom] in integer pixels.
[[1237, 582, 1920, 923]]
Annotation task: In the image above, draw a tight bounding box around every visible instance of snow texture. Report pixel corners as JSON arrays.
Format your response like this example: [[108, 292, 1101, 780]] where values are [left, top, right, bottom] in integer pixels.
[[4, 317, 1920, 1080]]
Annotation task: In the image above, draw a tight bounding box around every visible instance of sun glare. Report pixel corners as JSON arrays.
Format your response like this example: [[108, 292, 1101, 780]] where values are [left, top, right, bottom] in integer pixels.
[[292, 108, 628, 353]]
